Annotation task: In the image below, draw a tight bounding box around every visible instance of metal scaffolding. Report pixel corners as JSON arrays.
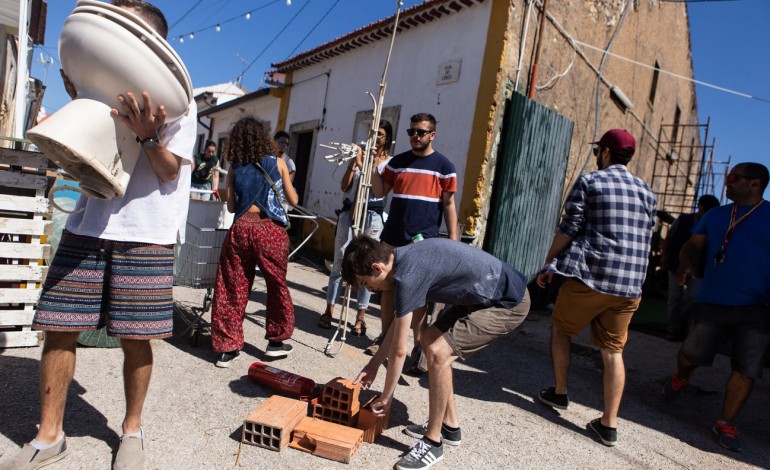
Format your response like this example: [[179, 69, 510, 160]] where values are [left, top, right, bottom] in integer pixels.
[[651, 117, 730, 221]]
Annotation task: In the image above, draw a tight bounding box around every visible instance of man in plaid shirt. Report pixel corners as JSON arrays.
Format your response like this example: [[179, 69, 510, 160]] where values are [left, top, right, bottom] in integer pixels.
[[536, 129, 657, 447]]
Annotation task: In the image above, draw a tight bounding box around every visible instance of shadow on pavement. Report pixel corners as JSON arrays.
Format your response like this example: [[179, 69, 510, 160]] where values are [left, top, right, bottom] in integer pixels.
[[0, 353, 118, 448]]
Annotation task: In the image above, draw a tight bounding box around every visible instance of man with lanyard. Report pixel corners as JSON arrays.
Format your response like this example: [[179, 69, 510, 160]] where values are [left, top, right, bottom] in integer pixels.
[[663, 162, 770, 452]]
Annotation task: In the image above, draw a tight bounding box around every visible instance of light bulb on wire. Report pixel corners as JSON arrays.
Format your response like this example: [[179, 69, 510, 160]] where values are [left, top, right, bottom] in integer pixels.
[[215, 24, 221, 32], [189, 32, 194, 40], [286, 0, 292, 5], [179, 36, 184, 43], [245, 12, 251, 20]]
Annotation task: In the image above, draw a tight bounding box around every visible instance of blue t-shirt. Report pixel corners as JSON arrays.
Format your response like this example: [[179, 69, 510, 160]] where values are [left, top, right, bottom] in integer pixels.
[[392, 239, 528, 317], [693, 201, 770, 306]]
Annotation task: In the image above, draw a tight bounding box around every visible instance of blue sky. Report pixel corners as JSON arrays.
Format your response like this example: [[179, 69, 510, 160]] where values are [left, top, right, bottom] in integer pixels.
[[32, 0, 769, 196]]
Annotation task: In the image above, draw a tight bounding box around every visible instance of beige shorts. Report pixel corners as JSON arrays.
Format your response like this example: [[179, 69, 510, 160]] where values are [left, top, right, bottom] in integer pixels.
[[552, 278, 640, 352], [435, 289, 531, 359]]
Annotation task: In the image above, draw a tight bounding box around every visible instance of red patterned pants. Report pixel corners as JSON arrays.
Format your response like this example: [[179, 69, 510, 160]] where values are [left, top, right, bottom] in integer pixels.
[[211, 212, 294, 353]]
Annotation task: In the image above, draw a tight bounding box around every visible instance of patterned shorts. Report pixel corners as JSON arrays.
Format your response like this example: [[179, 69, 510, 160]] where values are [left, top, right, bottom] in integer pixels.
[[33, 231, 175, 339]]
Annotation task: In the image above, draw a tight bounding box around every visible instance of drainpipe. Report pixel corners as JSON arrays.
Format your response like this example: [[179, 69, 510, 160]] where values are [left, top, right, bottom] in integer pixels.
[[14, 0, 31, 142], [527, 0, 548, 100]]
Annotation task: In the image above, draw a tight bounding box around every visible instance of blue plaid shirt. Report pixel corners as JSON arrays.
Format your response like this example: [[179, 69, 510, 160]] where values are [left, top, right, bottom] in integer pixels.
[[546, 165, 657, 298]]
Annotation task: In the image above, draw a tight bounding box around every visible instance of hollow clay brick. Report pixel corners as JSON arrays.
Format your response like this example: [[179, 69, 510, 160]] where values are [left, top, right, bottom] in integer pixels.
[[290, 416, 364, 464], [356, 395, 390, 443], [242, 395, 307, 451]]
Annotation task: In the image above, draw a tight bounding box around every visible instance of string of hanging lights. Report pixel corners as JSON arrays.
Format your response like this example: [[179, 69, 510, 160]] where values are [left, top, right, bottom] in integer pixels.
[[174, 0, 293, 44]]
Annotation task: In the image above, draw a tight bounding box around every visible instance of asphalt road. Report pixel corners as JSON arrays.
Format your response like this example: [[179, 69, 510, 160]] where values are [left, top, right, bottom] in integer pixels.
[[1, 257, 768, 469]]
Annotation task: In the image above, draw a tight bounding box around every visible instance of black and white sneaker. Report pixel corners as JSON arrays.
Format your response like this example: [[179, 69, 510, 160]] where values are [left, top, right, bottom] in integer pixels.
[[265, 342, 293, 358], [215, 350, 240, 368], [587, 418, 618, 447], [395, 438, 444, 470], [403, 422, 462, 446]]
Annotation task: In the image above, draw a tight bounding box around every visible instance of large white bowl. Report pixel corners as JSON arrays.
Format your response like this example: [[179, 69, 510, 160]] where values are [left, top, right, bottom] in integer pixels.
[[27, 0, 192, 199]]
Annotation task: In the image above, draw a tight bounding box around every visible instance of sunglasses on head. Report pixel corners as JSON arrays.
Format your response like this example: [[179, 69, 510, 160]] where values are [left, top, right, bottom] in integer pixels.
[[406, 128, 432, 137]]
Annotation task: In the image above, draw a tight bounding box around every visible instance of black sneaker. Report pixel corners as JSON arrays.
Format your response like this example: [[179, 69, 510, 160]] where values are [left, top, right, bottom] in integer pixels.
[[587, 418, 617, 446], [395, 438, 444, 470], [538, 386, 569, 410], [215, 350, 240, 368], [364, 334, 383, 356], [403, 422, 462, 446], [265, 342, 293, 358], [403, 346, 425, 376]]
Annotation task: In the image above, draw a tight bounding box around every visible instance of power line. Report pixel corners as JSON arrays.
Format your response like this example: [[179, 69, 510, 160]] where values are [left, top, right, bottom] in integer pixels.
[[285, 0, 343, 58], [237, 0, 313, 82], [571, 39, 770, 104], [168, 0, 206, 31]]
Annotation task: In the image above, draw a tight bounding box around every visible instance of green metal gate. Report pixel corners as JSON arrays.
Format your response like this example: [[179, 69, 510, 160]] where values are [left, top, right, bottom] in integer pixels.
[[485, 92, 574, 281]]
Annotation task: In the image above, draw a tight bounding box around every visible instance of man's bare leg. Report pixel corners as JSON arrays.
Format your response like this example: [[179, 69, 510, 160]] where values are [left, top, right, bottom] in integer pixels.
[[600, 349, 625, 428], [422, 326, 459, 442], [551, 324, 572, 395], [36, 331, 80, 443], [121, 339, 153, 434]]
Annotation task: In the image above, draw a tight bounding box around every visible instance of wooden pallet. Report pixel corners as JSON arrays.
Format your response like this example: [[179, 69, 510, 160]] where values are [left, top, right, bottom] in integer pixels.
[[0, 148, 53, 348]]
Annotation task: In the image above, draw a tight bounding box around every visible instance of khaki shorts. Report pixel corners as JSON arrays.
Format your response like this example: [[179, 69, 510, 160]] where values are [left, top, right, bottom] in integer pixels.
[[434, 289, 531, 359], [552, 278, 640, 352]]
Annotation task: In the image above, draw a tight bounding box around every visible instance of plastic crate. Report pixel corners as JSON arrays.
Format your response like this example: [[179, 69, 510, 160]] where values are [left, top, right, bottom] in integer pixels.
[[174, 223, 229, 289]]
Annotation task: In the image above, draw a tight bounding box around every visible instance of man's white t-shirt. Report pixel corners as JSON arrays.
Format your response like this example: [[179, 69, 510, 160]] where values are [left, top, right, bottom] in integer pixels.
[[66, 100, 197, 245], [281, 153, 296, 174]]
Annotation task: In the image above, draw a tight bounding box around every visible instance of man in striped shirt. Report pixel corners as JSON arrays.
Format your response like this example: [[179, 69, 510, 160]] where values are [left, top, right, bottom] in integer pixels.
[[536, 129, 657, 447], [369, 113, 459, 372]]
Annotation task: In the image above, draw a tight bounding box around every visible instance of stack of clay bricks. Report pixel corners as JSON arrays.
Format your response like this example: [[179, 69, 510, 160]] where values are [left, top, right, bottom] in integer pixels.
[[241, 377, 390, 464]]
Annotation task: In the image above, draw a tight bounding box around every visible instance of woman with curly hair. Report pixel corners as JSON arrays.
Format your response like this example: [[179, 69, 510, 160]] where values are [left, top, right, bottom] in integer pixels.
[[211, 117, 298, 367]]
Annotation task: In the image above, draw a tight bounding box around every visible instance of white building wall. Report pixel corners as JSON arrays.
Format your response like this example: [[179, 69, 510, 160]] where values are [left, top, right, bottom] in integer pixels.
[[284, 1, 492, 222]]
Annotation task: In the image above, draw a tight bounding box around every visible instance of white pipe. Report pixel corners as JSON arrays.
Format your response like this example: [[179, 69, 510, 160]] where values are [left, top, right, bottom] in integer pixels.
[[14, 0, 31, 140], [514, 0, 535, 93]]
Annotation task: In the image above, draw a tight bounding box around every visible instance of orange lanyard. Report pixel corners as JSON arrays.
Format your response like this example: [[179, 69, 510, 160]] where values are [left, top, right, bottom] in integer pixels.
[[714, 200, 764, 264]]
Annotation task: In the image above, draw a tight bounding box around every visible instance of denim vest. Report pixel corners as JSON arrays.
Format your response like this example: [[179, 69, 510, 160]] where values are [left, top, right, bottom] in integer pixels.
[[232, 157, 288, 226]]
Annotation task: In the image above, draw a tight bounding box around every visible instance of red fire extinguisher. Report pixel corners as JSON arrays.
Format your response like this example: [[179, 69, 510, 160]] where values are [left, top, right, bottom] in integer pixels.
[[248, 362, 317, 398]]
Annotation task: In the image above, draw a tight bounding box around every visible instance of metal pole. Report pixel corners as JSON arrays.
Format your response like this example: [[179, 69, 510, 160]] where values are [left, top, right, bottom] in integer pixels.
[[527, 0, 548, 100], [325, 1, 403, 357]]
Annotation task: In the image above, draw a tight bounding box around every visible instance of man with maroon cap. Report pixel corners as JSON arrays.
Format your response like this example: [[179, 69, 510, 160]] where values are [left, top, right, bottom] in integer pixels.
[[535, 129, 657, 447]]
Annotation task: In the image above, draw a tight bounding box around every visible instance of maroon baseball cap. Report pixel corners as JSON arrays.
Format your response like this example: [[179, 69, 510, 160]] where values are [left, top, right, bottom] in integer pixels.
[[591, 129, 636, 158]]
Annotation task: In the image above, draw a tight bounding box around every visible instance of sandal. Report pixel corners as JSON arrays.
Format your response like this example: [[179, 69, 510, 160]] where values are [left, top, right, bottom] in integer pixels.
[[318, 312, 332, 329], [351, 312, 367, 336]]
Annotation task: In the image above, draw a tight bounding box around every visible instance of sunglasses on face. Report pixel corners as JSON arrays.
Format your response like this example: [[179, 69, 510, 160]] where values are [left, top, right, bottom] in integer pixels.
[[592, 147, 602, 157], [276, 140, 289, 146], [406, 128, 432, 137], [726, 173, 750, 184]]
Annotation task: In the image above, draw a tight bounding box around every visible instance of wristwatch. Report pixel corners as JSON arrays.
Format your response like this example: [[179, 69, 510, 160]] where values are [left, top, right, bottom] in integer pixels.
[[136, 135, 160, 149]]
